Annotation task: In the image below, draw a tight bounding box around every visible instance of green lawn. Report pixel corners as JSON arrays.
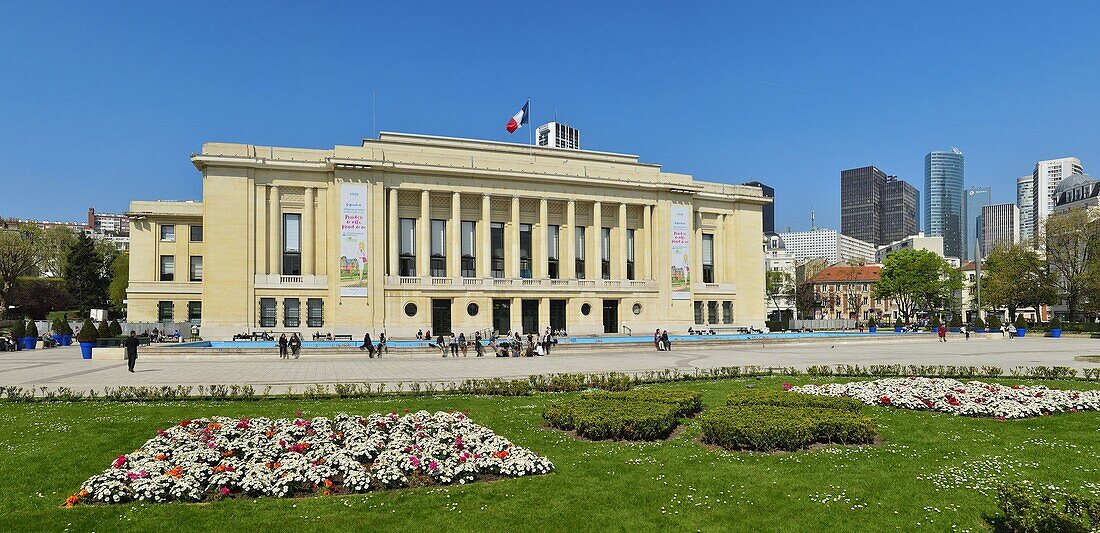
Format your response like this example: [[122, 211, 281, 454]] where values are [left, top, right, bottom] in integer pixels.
[[2, 377, 1098, 532]]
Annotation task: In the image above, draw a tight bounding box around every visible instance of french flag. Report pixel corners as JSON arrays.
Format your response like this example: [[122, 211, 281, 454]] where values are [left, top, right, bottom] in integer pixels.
[[505, 100, 529, 133]]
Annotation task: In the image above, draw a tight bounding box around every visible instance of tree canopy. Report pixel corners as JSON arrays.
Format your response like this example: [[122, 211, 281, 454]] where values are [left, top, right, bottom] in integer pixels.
[[62, 232, 110, 312], [979, 244, 1056, 322], [873, 248, 961, 322]]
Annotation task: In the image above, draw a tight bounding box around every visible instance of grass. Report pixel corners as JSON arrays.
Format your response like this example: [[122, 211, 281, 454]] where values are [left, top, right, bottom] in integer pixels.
[[1, 376, 1099, 531]]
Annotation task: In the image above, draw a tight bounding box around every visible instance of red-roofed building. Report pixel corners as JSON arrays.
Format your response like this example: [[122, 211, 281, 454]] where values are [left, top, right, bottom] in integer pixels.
[[807, 264, 899, 321]]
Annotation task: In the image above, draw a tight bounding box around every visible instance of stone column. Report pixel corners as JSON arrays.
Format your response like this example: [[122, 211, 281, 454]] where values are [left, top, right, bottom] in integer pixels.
[[268, 185, 280, 276], [641, 204, 652, 279], [388, 188, 398, 276], [508, 195, 520, 278], [418, 190, 430, 278], [563, 199, 576, 279], [302, 187, 315, 276], [480, 193, 491, 277], [535, 198, 548, 278], [617, 202, 628, 280], [589, 201, 601, 280], [449, 192, 461, 277]]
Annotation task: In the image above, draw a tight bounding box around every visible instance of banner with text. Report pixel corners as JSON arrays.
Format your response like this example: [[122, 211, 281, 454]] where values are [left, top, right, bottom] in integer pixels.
[[339, 183, 369, 296], [670, 204, 691, 299]]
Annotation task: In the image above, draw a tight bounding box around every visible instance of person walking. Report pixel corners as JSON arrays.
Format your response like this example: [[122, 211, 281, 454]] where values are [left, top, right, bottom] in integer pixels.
[[937, 324, 947, 342], [124, 331, 140, 373], [289, 333, 302, 358], [278, 334, 289, 359], [474, 331, 484, 357], [361, 332, 375, 358], [962, 325, 970, 340]]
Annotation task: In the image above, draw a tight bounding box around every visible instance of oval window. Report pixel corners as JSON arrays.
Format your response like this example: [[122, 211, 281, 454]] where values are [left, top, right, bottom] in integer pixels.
[[467, 303, 479, 316], [632, 303, 642, 315], [404, 303, 417, 317], [580, 303, 591, 316]]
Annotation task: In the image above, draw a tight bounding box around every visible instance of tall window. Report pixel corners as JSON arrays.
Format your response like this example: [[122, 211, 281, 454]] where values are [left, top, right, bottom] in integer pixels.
[[461, 221, 476, 277], [159, 255, 175, 281], [307, 298, 323, 327], [283, 298, 300, 327], [283, 213, 301, 276], [547, 225, 560, 279], [694, 301, 704, 324], [626, 229, 635, 280], [707, 301, 719, 324], [157, 301, 174, 322], [702, 233, 715, 283], [399, 218, 416, 276], [160, 224, 175, 242], [188, 301, 202, 322], [430, 219, 446, 277], [575, 228, 586, 279], [189, 256, 203, 282], [189, 225, 203, 242], [600, 227, 611, 280], [490, 222, 505, 278], [259, 298, 276, 328], [722, 301, 733, 324], [519, 223, 532, 279]]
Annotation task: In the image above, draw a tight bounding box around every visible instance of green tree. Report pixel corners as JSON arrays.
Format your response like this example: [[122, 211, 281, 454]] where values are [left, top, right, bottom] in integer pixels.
[[1043, 209, 1100, 321], [874, 249, 959, 322], [0, 226, 42, 317], [62, 233, 109, 312], [37, 226, 79, 278], [97, 319, 111, 338], [794, 281, 816, 320], [980, 244, 1055, 322], [108, 253, 129, 312], [765, 270, 794, 315]]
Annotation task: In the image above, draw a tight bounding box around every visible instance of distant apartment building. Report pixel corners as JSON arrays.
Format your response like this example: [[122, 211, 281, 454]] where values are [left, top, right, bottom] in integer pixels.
[[744, 181, 775, 234], [777, 228, 875, 264], [980, 203, 1019, 255], [1032, 157, 1084, 234], [962, 187, 991, 261], [806, 264, 899, 321], [925, 149, 965, 259], [1016, 175, 1035, 244], [763, 233, 796, 316], [535, 122, 580, 150], [1052, 173, 1100, 214], [840, 166, 917, 246], [88, 208, 130, 236], [875, 232, 945, 263]]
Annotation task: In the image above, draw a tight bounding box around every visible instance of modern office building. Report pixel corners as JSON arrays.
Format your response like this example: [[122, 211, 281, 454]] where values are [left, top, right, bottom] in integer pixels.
[[535, 122, 580, 150], [1032, 157, 1084, 234], [1053, 173, 1100, 214], [840, 166, 917, 246], [1016, 175, 1035, 244], [882, 175, 919, 244], [980, 203, 1019, 256], [874, 232, 944, 263], [924, 148, 965, 259], [776, 228, 875, 264], [127, 132, 770, 338], [743, 181, 775, 234], [962, 187, 991, 261]]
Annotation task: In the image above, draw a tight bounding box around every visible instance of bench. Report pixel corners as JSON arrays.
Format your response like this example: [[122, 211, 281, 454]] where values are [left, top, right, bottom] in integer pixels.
[[333, 334, 353, 341]]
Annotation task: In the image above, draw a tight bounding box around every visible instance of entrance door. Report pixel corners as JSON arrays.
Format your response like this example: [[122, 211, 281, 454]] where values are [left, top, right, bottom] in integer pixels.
[[492, 299, 511, 335], [602, 299, 619, 333], [549, 299, 567, 332], [432, 299, 452, 335], [522, 299, 540, 334]]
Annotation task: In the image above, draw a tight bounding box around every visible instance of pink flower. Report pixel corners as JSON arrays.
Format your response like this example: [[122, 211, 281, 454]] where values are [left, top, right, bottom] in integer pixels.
[[409, 456, 420, 467], [295, 410, 303, 417], [220, 487, 229, 496], [781, 383, 793, 391], [112, 455, 127, 469], [428, 460, 438, 471], [235, 419, 250, 429]]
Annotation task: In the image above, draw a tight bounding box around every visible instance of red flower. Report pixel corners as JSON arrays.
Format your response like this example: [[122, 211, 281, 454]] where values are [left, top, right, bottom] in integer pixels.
[[879, 396, 891, 405]]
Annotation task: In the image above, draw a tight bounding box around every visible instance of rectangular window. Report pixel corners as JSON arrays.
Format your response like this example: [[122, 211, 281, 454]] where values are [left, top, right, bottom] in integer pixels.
[[259, 298, 276, 328], [157, 301, 174, 322], [575, 227, 586, 279], [600, 227, 611, 280], [160, 224, 175, 242], [547, 225, 559, 279], [283, 214, 301, 276], [399, 218, 416, 276], [189, 256, 203, 282], [430, 219, 446, 277], [159, 255, 175, 281], [626, 228, 635, 280], [188, 301, 202, 322], [707, 301, 719, 324], [190, 225, 203, 242], [702, 233, 715, 284], [283, 298, 300, 327], [307, 298, 323, 327], [722, 301, 733, 324], [519, 223, 532, 279], [694, 301, 704, 325], [490, 222, 505, 278], [461, 221, 476, 277]]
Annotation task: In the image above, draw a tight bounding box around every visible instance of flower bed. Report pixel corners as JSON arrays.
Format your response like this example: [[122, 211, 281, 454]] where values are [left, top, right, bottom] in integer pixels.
[[543, 398, 681, 441], [69, 411, 552, 506], [726, 388, 864, 413], [792, 377, 1100, 419], [699, 405, 876, 452], [580, 388, 703, 417]]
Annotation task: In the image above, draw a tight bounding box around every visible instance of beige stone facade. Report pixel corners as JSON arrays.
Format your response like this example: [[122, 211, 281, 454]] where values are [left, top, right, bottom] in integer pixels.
[[127, 133, 769, 339]]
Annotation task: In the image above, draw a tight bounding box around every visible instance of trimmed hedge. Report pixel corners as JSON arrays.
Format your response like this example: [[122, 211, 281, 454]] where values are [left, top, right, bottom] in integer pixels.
[[726, 389, 864, 414], [997, 484, 1099, 532], [543, 398, 680, 441], [700, 405, 876, 451], [581, 388, 703, 417]]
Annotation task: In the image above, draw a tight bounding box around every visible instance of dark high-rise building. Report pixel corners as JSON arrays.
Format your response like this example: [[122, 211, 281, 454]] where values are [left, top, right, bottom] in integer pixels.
[[883, 176, 919, 244], [743, 181, 775, 234]]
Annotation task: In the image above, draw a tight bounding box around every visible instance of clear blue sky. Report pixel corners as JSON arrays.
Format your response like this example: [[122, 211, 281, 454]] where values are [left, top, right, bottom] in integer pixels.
[[2, 1, 1098, 230]]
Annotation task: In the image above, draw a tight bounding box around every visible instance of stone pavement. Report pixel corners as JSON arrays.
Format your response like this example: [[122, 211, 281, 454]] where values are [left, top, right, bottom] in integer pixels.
[[1, 335, 1097, 394]]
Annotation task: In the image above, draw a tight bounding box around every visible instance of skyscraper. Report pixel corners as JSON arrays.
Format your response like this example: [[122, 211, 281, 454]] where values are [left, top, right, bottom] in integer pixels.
[[981, 203, 1019, 256], [1016, 176, 1035, 244], [743, 181, 775, 234], [883, 175, 919, 243], [1032, 157, 1084, 235], [924, 148, 965, 259], [535, 122, 580, 149], [962, 187, 991, 261]]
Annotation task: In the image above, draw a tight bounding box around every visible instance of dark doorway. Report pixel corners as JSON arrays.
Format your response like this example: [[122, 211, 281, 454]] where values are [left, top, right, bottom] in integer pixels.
[[602, 299, 619, 333], [492, 299, 511, 335], [549, 299, 567, 332], [522, 299, 539, 334], [432, 299, 452, 335]]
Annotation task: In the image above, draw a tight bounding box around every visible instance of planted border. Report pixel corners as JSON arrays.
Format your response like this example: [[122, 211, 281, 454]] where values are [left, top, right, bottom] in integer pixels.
[[580, 388, 703, 417], [726, 389, 864, 413], [700, 405, 876, 452], [543, 398, 681, 441]]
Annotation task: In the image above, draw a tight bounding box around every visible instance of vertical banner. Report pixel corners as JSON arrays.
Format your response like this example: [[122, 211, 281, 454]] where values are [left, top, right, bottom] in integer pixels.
[[339, 183, 369, 296], [670, 205, 692, 299]]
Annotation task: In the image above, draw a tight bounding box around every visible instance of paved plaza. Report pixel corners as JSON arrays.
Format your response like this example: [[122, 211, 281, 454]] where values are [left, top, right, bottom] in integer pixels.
[[2, 334, 1097, 394]]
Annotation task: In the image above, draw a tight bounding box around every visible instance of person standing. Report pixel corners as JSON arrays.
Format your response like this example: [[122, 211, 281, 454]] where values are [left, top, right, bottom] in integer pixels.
[[124, 331, 140, 373], [937, 324, 947, 342], [474, 331, 484, 357], [458, 333, 468, 357], [449, 333, 459, 357], [278, 334, 289, 359], [962, 325, 970, 340]]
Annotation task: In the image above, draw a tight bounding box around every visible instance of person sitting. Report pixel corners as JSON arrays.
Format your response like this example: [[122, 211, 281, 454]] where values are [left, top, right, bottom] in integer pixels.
[[416, 329, 423, 340], [377, 332, 387, 356], [326, 332, 334, 341], [360, 332, 375, 357], [437, 334, 447, 357]]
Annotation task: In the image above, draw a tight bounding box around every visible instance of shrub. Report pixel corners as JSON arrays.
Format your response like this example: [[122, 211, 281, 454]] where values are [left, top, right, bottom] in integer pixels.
[[75, 318, 99, 343], [987, 314, 1002, 329], [949, 314, 963, 328], [867, 316, 877, 328], [1015, 314, 1028, 328], [894, 317, 904, 327], [97, 319, 112, 339], [109, 319, 123, 337], [543, 399, 680, 440], [972, 316, 985, 329], [25, 320, 39, 339], [11, 319, 26, 339], [1050, 315, 1062, 329], [700, 405, 876, 452], [726, 389, 864, 413], [581, 388, 703, 417], [929, 316, 941, 329], [996, 484, 1099, 532]]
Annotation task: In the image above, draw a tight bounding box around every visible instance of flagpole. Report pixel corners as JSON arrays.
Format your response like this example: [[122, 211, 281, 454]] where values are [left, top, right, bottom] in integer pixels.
[[529, 97, 533, 147]]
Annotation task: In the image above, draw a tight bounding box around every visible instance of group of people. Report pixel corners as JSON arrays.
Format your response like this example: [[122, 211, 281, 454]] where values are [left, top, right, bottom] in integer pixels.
[[358, 332, 388, 357], [277, 333, 302, 359], [653, 329, 672, 351]]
